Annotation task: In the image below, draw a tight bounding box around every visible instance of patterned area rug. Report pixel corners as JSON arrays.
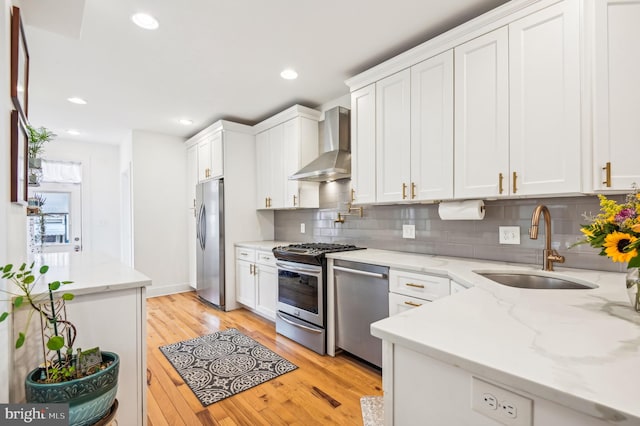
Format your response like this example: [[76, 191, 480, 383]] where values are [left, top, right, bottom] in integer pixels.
[[159, 328, 298, 406]]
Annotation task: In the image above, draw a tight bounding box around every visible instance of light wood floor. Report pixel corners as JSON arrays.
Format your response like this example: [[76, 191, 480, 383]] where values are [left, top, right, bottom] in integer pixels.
[[146, 291, 383, 426]]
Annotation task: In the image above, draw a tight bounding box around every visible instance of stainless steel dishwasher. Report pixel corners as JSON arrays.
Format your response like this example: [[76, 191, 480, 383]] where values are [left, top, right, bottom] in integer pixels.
[[333, 259, 389, 368]]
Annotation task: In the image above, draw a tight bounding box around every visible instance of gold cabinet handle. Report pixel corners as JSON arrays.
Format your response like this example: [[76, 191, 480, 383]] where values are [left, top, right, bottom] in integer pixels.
[[405, 282, 425, 289], [268, 197, 272, 208], [603, 162, 612, 187], [512, 171, 518, 194], [404, 301, 423, 307], [411, 182, 416, 199], [265, 198, 269, 208], [350, 188, 355, 203], [240, 251, 249, 257], [402, 183, 407, 200], [293, 194, 297, 206], [249, 264, 254, 275], [498, 173, 504, 194]]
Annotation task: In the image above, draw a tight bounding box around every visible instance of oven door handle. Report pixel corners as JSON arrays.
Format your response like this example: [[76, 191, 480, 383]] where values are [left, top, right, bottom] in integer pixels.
[[333, 265, 388, 279], [277, 312, 323, 334], [275, 261, 322, 275]]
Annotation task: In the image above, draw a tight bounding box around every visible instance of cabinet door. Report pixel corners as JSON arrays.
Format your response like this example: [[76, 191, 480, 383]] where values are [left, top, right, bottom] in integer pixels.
[[255, 131, 271, 209], [210, 131, 224, 179], [256, 265, 277, 321], [268, 125, 285, 209], [376, 69, 411, 203], [594, 0, 640, 190], [351, 84, 377, 204], [197, 139, 212, 182], [410, 50, 454, 201], [283, 117, 319, 209], [186, 145, 198, 288], [236, 260, 256, 308], [454, 27, 509, 198], [509, 1, 581, 195]]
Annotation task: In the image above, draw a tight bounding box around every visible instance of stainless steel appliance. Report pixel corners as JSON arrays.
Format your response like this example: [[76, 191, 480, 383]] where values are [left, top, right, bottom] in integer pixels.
[[195, 179, 225, 309], [288, 106, 351, 182], [333, 259, 389, 368], [273, 243, 364, 354]]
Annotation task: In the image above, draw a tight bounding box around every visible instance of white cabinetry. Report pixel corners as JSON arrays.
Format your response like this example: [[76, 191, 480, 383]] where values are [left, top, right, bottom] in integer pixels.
[[593, 0, 640, 191], [196, 131, 224, 182], [350, 84, 377, 204], [234, 247, 277, 321], [254, 105, 321, 210], [454, 27, 509, 199], [410, 50, 454, 201], [376, 69, 411, 203], [186, 121, 273, 311], [509, 0, 581, 196], [388, 269, 450, 316]]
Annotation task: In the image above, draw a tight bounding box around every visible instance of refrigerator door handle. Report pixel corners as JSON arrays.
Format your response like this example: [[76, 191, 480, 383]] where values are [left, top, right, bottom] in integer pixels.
[[200, 205, 206, 249]]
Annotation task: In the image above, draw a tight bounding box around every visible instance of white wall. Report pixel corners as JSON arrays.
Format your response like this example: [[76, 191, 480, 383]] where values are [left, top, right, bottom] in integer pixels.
[[131, 130, 189, 296], [1, 0, 29, 402], [43, 139, 121, 259]]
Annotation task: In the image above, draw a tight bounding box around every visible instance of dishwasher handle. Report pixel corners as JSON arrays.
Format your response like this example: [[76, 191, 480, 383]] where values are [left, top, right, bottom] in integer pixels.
[[333, 265, 387, 279]]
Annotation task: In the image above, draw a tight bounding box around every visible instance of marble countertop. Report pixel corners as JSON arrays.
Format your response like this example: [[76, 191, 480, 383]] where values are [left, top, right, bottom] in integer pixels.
[[235, 241, 294, 251], [26, 252, 151, 297], [327, 249, 639, 424]]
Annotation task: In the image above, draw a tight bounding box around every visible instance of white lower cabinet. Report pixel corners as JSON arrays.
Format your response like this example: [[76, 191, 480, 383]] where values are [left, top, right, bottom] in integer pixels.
[[450, 281, 468, 295], [389, 269, 450, 315], [235, 247, 277, 321]]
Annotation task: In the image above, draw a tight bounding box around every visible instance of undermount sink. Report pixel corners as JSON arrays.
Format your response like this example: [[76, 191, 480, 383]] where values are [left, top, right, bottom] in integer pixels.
[[475, 271, 598, 290]]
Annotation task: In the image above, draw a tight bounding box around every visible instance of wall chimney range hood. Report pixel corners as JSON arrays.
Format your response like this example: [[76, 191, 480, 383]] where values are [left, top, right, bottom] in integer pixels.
[[289, 106, 350, 182]]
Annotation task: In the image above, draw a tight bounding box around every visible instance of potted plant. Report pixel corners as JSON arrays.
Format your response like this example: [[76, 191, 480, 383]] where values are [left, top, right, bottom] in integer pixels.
[[27, 125, 56, 169], [0, 262, 119, 426]]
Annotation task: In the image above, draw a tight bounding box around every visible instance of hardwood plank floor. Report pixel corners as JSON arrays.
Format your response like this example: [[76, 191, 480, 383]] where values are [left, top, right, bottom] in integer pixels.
[[147, 291, 383, 425]]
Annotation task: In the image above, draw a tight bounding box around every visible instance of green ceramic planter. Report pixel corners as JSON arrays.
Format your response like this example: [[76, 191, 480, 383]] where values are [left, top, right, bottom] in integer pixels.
[[25, 352, 119, 426]]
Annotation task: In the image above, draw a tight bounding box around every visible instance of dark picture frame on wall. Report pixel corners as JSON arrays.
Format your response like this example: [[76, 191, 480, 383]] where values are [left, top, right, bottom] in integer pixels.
[[11, 110, 28, 205], [11, 5, 29, 123]]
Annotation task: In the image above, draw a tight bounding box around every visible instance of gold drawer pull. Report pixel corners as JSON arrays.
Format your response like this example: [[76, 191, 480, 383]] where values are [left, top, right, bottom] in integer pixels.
[[350, 188, 356, 203], [411, 182, 416, 199], [603, 162, 612, 187], [404, 301, 422, 307], [512, 171, 518, 194], [498, 173, 504, 194], [402, 183, 407, 200], [405, 282, 425, 289]]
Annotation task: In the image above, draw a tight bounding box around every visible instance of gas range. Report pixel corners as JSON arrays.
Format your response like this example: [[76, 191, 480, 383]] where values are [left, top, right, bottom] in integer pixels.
[[272, 243, 365, 265]]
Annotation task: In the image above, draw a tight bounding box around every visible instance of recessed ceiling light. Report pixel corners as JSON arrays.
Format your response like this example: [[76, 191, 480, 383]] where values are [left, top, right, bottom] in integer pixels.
[[179, 119, 193, 126], [67, 97, 87, 105], [67, 129, 80, 135], [131, 13, 159, 30], [280, 69, 298, 80]]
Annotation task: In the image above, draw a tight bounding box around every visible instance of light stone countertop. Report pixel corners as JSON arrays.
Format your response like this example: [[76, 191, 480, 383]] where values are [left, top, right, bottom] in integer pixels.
[[25, 251, 151, 297], [234, 240, 294, 251], [326, 249, 639, 425]]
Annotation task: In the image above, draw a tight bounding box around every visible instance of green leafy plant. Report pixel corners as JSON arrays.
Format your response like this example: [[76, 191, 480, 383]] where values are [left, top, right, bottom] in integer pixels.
[[0, 262, 78, 382], [26, 125, 56, 159]]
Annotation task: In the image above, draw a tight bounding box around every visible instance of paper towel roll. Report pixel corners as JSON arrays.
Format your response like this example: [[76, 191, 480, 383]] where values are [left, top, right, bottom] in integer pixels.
[[438, 200, 485, 220]]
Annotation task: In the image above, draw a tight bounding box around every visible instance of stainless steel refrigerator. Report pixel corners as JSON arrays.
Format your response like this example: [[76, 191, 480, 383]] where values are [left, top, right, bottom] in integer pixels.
[[195, 179, 225, 309]]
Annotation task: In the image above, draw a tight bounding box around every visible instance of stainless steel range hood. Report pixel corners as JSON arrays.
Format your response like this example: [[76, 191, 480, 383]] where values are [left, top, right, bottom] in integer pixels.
[[289, 106, 350, 182]]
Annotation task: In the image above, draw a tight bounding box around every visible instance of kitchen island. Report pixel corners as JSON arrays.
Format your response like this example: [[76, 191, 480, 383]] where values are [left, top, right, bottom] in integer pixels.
[[9, 252, 151, 426], [326, 249, 639, 426]]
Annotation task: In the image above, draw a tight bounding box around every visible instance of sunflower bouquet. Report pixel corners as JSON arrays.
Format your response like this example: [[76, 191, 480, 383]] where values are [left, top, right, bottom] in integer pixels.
[[576, 188, 640, 268]]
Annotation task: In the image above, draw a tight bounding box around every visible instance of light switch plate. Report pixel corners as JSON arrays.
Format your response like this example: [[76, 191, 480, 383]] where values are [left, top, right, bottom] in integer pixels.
[[300, 223, 306, 234], [499, 226, 520, 244], [402, 224, 415, 239]]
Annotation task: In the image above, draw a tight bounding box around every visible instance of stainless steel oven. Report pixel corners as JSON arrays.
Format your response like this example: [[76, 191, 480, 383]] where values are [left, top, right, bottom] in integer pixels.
[[272, 243, 365, 355]]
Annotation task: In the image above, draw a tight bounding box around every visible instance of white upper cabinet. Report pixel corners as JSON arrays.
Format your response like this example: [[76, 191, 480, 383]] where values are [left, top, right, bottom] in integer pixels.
[[196, 130, 224, 182], [351, 84, 377, 204], [210, 131, 224, 179], [593, 0, 640, 191], [509, 0, 581, 196], [376, 69, 412, 203], [454, 27, 509, 199], [254, 105, 321, 210], [197, 138, 212, 182], [410, 50, 454, 201]]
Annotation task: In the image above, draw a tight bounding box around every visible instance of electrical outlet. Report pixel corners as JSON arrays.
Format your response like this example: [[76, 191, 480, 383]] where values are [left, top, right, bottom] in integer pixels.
[[300, 223, 306, 234], [499, 226, 521, 245], [402, 224, 415, 239], [472, 377, 532, 426]]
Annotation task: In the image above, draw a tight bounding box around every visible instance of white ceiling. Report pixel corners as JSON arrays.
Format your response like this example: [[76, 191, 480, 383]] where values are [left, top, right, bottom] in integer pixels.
[[22, 0, 508, 145]]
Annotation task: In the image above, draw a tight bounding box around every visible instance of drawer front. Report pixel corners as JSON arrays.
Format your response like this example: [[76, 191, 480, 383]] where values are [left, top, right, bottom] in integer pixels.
[[389, 292, 429, 316], [235, 247, 256, 262], [389, 269, 449, 301], [256, 250, 276, 267]]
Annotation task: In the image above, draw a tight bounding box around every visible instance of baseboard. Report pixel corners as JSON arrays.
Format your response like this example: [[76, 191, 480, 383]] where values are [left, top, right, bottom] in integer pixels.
[[146, 282, 194, 298]]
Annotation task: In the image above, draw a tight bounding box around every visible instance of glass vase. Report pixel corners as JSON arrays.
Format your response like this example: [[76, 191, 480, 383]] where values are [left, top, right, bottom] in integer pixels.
[[626, 267, 640, 312]]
